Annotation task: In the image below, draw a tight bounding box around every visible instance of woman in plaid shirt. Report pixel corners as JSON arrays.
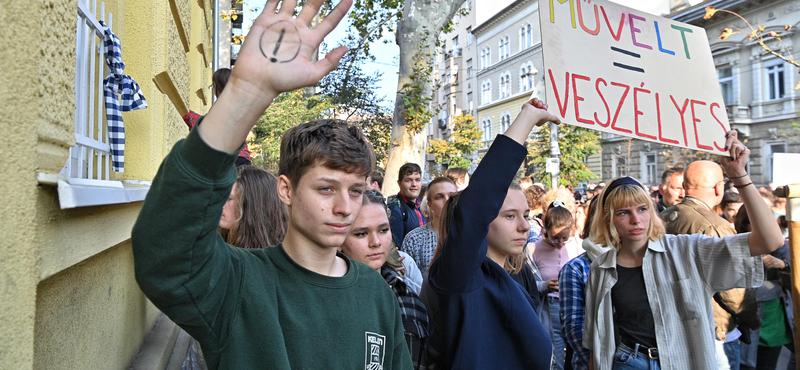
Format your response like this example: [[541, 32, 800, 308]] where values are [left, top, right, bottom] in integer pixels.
[[584, 131, 784, 370], [339, 191, 429, 370]]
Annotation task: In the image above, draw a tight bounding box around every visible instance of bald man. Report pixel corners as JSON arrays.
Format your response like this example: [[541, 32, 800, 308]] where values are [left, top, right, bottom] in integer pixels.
[[661, 160, 760, 370]]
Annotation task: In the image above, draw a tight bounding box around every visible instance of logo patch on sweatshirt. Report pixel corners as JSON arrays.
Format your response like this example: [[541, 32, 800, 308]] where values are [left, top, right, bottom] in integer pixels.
[[364, 332, 386, 370]]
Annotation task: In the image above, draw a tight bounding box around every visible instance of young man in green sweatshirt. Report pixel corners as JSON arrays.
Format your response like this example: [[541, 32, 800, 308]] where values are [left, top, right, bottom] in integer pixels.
[[131, 0, 412, 368]]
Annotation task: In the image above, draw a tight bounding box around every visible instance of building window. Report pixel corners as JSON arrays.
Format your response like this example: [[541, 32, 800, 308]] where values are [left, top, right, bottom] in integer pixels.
[[446, 68, 451, 84], [764, 141, 787, 182], [467, 0, 472, 10], [718, 67, 733, 105], [519, 26, 527, 52], [482, 118, 493, 144], [467, 92, 473, 112], [520, 63, 533, 92], [467, 59, 473, 78], [451, 96, 457, 114], [500, 112, 512, 133], [481, 48, 491, 69], [526, 24, 532, 47], [766, 61, 785, 101], [467, 27, 473, 45], [452, 35, 459, 51], [481, 80, 492, 105], [612, 154, 628, 178], [498, 37, 510, 61], [641, 152, 657, 185], [499, 73, 511, 99]]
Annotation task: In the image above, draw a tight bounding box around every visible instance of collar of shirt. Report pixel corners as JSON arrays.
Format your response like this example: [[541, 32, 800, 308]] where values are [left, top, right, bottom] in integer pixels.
[[596, 239, 666, 270], [682, 196, 712, 211]]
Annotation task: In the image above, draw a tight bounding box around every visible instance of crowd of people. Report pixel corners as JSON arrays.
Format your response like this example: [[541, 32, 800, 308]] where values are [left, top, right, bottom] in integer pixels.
[[130, 0, 795, 369]]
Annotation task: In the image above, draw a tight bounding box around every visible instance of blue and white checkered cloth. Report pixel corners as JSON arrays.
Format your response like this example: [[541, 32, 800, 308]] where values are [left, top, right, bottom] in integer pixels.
[[100, 20, 147, 173]]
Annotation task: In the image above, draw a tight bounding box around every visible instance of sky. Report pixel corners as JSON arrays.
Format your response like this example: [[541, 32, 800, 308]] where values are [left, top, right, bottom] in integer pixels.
[[242, 0, 703, 106]]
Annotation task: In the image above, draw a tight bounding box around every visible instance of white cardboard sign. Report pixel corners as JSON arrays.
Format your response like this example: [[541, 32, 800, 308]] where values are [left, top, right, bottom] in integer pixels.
[[772, 153, 800, 186], [539, 0, 730, 154]]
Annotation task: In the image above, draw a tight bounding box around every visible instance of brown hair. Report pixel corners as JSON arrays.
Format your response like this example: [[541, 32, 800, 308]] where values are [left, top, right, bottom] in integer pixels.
[[361, 190, 404, 272], [734, 204, 750, 234], [589, 182, 665, 251], [545, 201, 574, 231], [279, 120, 375, 188], [581, 196, 599, 239], [212, 68, 231, 97], [426, 176, 457, 199], [444, 167, 468, 183], [370, 170, 384, 189], [524, 185, 546, 210], [431, 184, 527, 274], [221, 166, 288, 249], [398, 163, 422, 181]]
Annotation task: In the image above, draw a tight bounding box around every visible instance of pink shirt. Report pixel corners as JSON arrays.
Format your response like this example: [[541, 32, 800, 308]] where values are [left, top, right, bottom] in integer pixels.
[[533, 239, 570, 298]]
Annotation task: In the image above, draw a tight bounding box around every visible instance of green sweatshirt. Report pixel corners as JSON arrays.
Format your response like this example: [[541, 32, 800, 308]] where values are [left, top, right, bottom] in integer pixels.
[[132, 129, 412, 370]]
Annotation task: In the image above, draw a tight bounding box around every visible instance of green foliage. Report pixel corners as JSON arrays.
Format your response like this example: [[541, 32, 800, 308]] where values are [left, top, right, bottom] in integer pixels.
[[319, 37, 393, 170], [427, 113, 481, 172], [352, 113, 393, 169], [400, 41, 439, 133], [527, 125, 601, 187], [250, 90, 334, 172]]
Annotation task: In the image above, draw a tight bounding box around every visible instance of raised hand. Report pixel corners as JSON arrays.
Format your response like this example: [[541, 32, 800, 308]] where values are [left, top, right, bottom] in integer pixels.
[[200, 0, 352, 153], [232, 0, 352, 101], [719, 130, 750, 178]]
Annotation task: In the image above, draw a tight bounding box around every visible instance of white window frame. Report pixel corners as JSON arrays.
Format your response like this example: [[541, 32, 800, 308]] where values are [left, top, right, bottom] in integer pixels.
[[519, 26, 526, 52], [467, 27, 473, 45], [764, 141, 787, 182], [640, 151, 658, 185], [500, 112, 512, 133], [718, 66, 734, 105], [41, 0, 151, 209], [467, 92, 473, 113], [482, 117, 493, 144], [526, 24, 532, 47], [467, 59, 473, 78], [611, 153, 628, 178], [765, 59, 786, 101]]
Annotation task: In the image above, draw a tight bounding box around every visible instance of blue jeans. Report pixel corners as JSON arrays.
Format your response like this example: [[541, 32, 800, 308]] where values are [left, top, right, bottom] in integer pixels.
[[549, 297, 565, 370], [724, 340, 741, 370], [612, 343, 661, 370]]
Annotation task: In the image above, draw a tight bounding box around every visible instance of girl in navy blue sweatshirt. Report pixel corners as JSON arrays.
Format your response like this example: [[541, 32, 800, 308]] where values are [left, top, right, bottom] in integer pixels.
[[424, 98, 560, 369]]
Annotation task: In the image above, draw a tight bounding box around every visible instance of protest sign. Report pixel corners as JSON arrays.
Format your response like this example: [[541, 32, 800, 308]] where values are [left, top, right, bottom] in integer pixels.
[[539, 0, 730, 154]]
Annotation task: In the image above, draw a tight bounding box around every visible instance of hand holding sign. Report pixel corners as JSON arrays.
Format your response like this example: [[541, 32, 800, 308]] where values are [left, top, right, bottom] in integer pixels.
[[540, 0, 730, 154]]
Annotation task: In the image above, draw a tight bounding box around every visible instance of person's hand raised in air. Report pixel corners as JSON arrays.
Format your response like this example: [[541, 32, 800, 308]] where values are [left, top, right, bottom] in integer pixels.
[[201, 0, 352, 153]]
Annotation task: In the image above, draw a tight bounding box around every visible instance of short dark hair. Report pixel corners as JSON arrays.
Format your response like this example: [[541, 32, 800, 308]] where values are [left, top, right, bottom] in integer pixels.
[[280, 120, 375, 187], [370, 170, 384, 189], [660, 167, 685, 188], [720, 191, 742, 209], [212, 68, 232, 97], [426, 177, 456, 199], [444, 167, 468, 183], [398, 163, 422, 181]]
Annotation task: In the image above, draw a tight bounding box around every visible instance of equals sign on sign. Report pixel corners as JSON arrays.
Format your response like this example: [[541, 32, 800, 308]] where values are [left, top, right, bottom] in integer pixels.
[[611, 47, 645, 73]]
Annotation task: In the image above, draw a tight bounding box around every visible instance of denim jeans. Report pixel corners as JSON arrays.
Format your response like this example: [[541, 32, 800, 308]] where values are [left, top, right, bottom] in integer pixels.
[[549, 297, 565, 370], [612, 343, 661, 370], [723, 340, 741, 370]]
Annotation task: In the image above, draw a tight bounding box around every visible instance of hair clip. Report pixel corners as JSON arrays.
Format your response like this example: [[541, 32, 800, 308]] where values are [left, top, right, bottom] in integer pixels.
[[549, 200, 567, 209]]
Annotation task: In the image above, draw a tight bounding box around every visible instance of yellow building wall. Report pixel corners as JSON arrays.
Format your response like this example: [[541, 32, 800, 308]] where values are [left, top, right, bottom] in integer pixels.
[[0, 0, 214, 368], [478, 94, 534, 141]]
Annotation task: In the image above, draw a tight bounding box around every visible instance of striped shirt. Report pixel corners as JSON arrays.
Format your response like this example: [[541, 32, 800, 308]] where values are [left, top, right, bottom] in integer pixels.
[[583, 233, 763, 370]]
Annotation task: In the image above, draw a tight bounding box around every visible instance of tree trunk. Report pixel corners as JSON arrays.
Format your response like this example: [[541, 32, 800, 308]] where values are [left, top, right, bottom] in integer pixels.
[[382, 0, 465, 196]]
